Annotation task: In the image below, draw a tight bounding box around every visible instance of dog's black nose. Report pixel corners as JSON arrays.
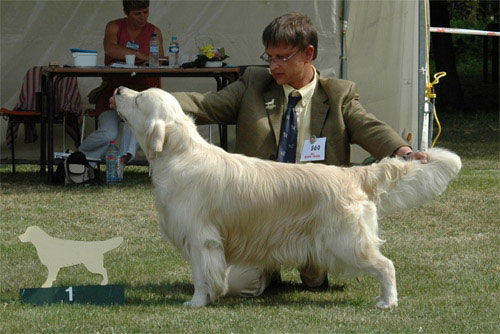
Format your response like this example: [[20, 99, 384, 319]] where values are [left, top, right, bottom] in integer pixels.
[[115, 87, 121, 95]]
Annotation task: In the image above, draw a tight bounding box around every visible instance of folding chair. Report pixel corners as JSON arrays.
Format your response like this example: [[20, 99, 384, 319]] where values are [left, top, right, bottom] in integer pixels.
[[1, 66, 82, 173]]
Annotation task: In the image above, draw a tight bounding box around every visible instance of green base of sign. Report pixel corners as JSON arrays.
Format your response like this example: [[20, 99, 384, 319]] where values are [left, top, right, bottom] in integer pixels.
[[19, 285, 124, 306]]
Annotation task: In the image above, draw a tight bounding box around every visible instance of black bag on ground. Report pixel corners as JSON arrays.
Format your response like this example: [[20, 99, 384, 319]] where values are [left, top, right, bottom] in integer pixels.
[[53, 152, 101, 185]]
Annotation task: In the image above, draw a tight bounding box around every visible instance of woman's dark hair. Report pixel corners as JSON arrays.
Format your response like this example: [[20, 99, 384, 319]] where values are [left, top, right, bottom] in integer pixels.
[[123, 0, 149, 14], [262, 13, 318, 60]]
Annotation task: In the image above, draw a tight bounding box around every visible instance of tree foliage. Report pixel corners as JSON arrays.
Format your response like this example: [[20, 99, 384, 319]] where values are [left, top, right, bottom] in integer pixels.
[[449, 0, 499, 23], [430, 0, 498, 113]]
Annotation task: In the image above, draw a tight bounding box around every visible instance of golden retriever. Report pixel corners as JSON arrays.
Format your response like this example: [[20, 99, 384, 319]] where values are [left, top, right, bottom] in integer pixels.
[[114, 87, 461, 308], [19, 226, 123, 288]]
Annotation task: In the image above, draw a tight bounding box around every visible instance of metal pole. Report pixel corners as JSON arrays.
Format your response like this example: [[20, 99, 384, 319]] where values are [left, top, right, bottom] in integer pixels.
[[340, 0, 349, 79], [417, 0, 427, 151], [430, 27, 500, 36], [428, 100, 434, 147]]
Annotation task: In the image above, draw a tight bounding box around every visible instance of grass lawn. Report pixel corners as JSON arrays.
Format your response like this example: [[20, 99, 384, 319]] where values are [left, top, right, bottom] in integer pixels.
[[1, 112, 498, 333]]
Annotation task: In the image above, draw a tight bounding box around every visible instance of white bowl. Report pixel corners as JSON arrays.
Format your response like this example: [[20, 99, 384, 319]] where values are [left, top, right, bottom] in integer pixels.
[[204, 61, 223, 68], [72, 52, 97, 67]]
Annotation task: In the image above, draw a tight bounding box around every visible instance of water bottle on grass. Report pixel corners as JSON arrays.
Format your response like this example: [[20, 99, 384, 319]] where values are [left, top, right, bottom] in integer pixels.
[[106, 141, 122, 185]]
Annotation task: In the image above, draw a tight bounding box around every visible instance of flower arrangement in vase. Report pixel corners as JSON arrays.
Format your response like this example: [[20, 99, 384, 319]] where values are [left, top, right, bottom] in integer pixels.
[[196, 45, 229, 67]]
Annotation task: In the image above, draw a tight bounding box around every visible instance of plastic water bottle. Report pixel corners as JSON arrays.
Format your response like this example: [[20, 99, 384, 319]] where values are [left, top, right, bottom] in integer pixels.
[[149, 33, 159, 67], [168, 36, 179, 68], [106, 141, 122, 184]]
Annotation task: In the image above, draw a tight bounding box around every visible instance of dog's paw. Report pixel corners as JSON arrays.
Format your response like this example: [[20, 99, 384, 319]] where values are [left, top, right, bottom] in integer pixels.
[[183, 299, 207, 308], [42, 280, 54, 288], [374, 296, 398, 309]]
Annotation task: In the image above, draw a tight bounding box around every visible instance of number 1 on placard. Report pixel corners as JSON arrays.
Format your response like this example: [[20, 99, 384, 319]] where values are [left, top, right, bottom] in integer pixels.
[[65, 286, 74, 301]]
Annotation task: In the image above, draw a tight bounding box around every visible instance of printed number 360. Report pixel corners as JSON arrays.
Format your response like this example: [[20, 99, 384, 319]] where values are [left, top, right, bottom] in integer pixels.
[[311, 145, 321, 151]]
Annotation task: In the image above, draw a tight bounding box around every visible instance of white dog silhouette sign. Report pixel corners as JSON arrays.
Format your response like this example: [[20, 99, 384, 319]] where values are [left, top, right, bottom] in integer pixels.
[[18, 226, 124, 305]]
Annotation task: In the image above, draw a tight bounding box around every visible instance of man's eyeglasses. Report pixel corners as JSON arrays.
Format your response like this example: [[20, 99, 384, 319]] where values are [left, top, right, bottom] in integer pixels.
[[260, 47, 305, 65]]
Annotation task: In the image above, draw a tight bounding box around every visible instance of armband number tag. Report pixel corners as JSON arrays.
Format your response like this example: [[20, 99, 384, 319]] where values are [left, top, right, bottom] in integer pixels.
[[126, 41, 139, 51]]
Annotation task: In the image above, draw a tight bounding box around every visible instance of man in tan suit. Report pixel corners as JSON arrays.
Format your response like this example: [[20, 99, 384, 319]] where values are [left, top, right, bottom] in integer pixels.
[[113, 13, 428, 296], [172, 14, 427, 166]]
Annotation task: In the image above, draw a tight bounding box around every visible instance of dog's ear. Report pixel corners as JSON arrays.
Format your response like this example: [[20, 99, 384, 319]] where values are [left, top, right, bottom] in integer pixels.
[[145, 118, 166, 160]]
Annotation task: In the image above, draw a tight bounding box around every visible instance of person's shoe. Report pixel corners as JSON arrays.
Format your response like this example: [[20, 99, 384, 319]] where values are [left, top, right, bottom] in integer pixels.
[[120, 153, 132, 165], [267, 270, 282, 288]]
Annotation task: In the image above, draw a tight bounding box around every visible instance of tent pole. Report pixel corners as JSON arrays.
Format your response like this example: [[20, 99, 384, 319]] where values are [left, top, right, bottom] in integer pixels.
[[340, 0, 349, 79], [417, 0, 427, 151]]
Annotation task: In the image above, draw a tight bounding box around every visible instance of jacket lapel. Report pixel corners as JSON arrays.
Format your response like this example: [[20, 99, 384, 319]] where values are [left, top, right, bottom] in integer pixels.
[[310, 77, 330, 137], [262, 71, 330, 146], [263, 82, 285, 146]]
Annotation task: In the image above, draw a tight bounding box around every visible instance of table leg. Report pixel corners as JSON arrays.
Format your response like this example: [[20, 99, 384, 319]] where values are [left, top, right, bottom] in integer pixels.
[[214, 76, 228, 150], [40, 75, 48, 177], [219, 125, 227, 150], [46, 75, 55, 184]]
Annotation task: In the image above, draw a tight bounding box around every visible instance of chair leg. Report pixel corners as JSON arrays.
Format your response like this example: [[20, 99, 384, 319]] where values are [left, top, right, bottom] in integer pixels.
[[95, 115, 100, 169], [35, 91, 46, 176], [9, 122, 15, 173], [62, 114, 66, 153], [40, 117, 46, 176], [80, 113, 86, 145]]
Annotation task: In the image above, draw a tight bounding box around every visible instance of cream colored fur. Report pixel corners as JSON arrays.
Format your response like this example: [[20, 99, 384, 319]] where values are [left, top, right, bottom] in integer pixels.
[[115, 87, 462, 309], [19, 226, 123, 288]]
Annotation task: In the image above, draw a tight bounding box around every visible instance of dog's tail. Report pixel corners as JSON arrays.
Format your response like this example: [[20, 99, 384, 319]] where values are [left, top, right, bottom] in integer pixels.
[[359, 147, 461, 215], [97, 237, 124, 253]]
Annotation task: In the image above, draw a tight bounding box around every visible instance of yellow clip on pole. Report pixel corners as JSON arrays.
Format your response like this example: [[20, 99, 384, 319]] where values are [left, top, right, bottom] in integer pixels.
[[426, 72, 447, 99], [426, 72, 447, 147]]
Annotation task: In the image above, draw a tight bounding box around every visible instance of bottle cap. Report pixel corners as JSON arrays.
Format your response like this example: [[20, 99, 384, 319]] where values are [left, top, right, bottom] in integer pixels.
[[152, 33, 157, 37], [110, 140, 116, 145], [172, 36, 177, 41]]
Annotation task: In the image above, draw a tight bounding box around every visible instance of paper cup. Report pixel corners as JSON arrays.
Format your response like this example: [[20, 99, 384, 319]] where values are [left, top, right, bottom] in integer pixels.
[[125, 54, 135, 66]]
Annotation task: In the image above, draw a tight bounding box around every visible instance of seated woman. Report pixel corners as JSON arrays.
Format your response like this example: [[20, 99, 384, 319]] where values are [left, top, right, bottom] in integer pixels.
[[79, 0, 165, 165]]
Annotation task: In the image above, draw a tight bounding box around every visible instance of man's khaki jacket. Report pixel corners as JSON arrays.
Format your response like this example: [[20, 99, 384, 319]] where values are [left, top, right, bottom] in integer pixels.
[[172, 67, 407, 166]]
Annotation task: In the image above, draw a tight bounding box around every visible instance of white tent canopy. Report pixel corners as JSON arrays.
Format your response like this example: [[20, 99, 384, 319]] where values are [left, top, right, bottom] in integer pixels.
[[0, 0, 420, 164], [347, 0, 420, 160]]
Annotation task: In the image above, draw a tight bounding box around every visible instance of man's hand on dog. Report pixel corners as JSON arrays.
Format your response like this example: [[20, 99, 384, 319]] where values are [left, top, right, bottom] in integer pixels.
[[395, 146, 429, 164], [110, 94, 117, 110]]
